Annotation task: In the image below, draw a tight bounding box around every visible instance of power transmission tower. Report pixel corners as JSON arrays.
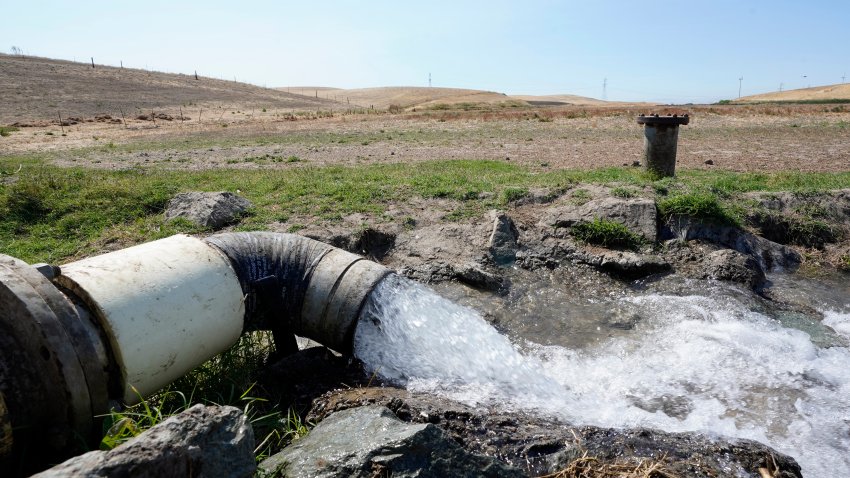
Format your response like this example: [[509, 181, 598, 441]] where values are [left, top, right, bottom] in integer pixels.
[[602, 78, 607, 100], [779, 82, 784, 92], [429, 73, 431, 87], [738, 77, 743, 98], [843, 73, 847, 84]]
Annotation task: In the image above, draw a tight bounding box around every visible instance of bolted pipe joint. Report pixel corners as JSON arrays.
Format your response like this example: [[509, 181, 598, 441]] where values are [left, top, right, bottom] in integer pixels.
[[637, 113, 690, 178]]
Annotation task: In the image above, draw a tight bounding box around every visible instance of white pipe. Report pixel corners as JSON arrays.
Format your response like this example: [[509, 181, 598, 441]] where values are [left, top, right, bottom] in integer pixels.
[[55, 235, 245, 404]]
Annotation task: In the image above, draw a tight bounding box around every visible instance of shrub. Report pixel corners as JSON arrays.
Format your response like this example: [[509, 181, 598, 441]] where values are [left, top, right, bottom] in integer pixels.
[[571, 218, 642, 250]]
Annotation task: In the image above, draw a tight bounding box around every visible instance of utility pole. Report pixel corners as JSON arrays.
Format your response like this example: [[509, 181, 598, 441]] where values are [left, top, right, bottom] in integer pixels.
[[428, 73, 431, 87], [738, 76, 743, 98], [602, 78, 607, 100], [779, 82, 784, 92]]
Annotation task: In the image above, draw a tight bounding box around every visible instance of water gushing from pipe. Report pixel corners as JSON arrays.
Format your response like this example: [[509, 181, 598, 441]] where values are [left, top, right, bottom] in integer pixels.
[[354, 275, 850, 477]]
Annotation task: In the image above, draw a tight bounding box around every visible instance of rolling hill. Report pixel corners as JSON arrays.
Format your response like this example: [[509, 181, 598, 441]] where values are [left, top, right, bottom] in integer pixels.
[[736, 83, 850, 103], [279, 86, 521, 110], [0, 54, 340, 123]]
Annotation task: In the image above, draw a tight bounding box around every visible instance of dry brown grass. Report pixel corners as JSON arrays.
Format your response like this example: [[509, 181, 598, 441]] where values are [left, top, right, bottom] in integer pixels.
[[295, 86, 519, 110], [537, 451, 680, 478], [0, 53, 340, 124], [737, 83, 850, 103]]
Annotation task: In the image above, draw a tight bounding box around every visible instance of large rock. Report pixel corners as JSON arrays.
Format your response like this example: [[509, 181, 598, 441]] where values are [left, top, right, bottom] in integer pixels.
[[700, 249, 766, 290], [541, 197, 658, 242], [664, 217, 801, 271], [575, 249, 671, 279], [34, 405, 255, 478], [746, 189, 850, 223], [399, 261, 505, 292], [165, 191, 252, 229], [260, 405, 523, 478], [488, 210, 520, 264]]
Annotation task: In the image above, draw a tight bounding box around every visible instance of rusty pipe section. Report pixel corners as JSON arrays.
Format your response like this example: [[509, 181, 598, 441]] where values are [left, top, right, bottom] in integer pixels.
[[0, 233, 391, 470], [637, 113, 690, 178]]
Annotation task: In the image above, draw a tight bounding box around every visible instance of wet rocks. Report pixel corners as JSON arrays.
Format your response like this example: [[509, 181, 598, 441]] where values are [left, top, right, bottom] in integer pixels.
[[164, 191, 252, 229], [488, 210, 520, 264], [260, 405, 524, 478], [542, 197, 658, 242], [575, 248, 670, 279], [399, 261, 504, 292], [35, 405, 255, 478], [308, 388, 803, 478], [700, 249, 766, 289]]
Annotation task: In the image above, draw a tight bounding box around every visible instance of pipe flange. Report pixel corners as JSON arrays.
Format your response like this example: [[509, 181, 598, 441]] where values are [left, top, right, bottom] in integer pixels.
[[0, 255, 103, 460], [637, 114, 690, 126]]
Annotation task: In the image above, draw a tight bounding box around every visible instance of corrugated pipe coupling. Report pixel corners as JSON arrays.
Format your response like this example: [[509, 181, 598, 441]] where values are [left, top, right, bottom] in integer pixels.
[[0, 233, 391, 471]]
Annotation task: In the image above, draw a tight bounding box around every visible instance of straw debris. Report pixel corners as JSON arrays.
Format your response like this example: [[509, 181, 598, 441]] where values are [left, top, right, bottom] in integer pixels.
[[538, 450, 680, 478]]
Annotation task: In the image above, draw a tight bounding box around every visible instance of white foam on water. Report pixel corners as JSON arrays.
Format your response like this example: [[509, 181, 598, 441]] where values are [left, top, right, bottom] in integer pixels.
[[354, 275, 850, 477], [354, 274, 566, 408], [823, 310, 850, 339]]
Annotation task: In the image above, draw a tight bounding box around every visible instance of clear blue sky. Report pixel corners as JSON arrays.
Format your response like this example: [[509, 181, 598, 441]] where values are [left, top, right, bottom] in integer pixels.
[[2, 1, 847, 103]]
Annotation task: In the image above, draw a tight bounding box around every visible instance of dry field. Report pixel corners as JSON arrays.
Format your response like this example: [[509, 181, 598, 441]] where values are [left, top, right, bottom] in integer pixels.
[[2, 54, 849, 174], [2, 103, 848, 174]]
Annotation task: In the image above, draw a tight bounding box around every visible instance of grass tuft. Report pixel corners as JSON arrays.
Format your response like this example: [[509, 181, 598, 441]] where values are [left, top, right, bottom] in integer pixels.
[[0, 126, 20, 137], [571, 218, 642, 250], [657, 192, 738, 226], [501, 186, 529, 204]]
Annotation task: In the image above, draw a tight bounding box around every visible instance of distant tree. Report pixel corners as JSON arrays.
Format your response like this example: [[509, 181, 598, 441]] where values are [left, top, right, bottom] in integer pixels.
[[10, 46, 23, 56]]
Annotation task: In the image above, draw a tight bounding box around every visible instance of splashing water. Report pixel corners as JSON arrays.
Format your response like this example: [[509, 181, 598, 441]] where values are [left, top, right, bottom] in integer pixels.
[[354, 274, 850, 477], [355, 274, 565, 408]]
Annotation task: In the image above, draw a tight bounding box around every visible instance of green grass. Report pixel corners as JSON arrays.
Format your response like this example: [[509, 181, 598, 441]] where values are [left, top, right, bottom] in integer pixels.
[[3, 157, 850, 263], [0, 126, 20, 137], [501, 186, 529, 203], [657, 192, 739, 226], [610, 186, 636, 198], [571, 218, 642, 250], [100, 332, 309, 461]]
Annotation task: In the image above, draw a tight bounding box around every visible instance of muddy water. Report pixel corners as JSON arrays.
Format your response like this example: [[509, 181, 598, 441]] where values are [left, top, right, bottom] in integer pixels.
[[355, 268, 850, 477]]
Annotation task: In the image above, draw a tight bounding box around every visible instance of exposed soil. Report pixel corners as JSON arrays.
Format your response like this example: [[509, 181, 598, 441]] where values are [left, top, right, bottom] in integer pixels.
[[2, 103, 849, 174]]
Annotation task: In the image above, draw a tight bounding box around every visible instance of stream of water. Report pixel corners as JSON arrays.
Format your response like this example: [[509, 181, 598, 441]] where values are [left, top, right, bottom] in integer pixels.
[[354, 271, 850, 477]]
